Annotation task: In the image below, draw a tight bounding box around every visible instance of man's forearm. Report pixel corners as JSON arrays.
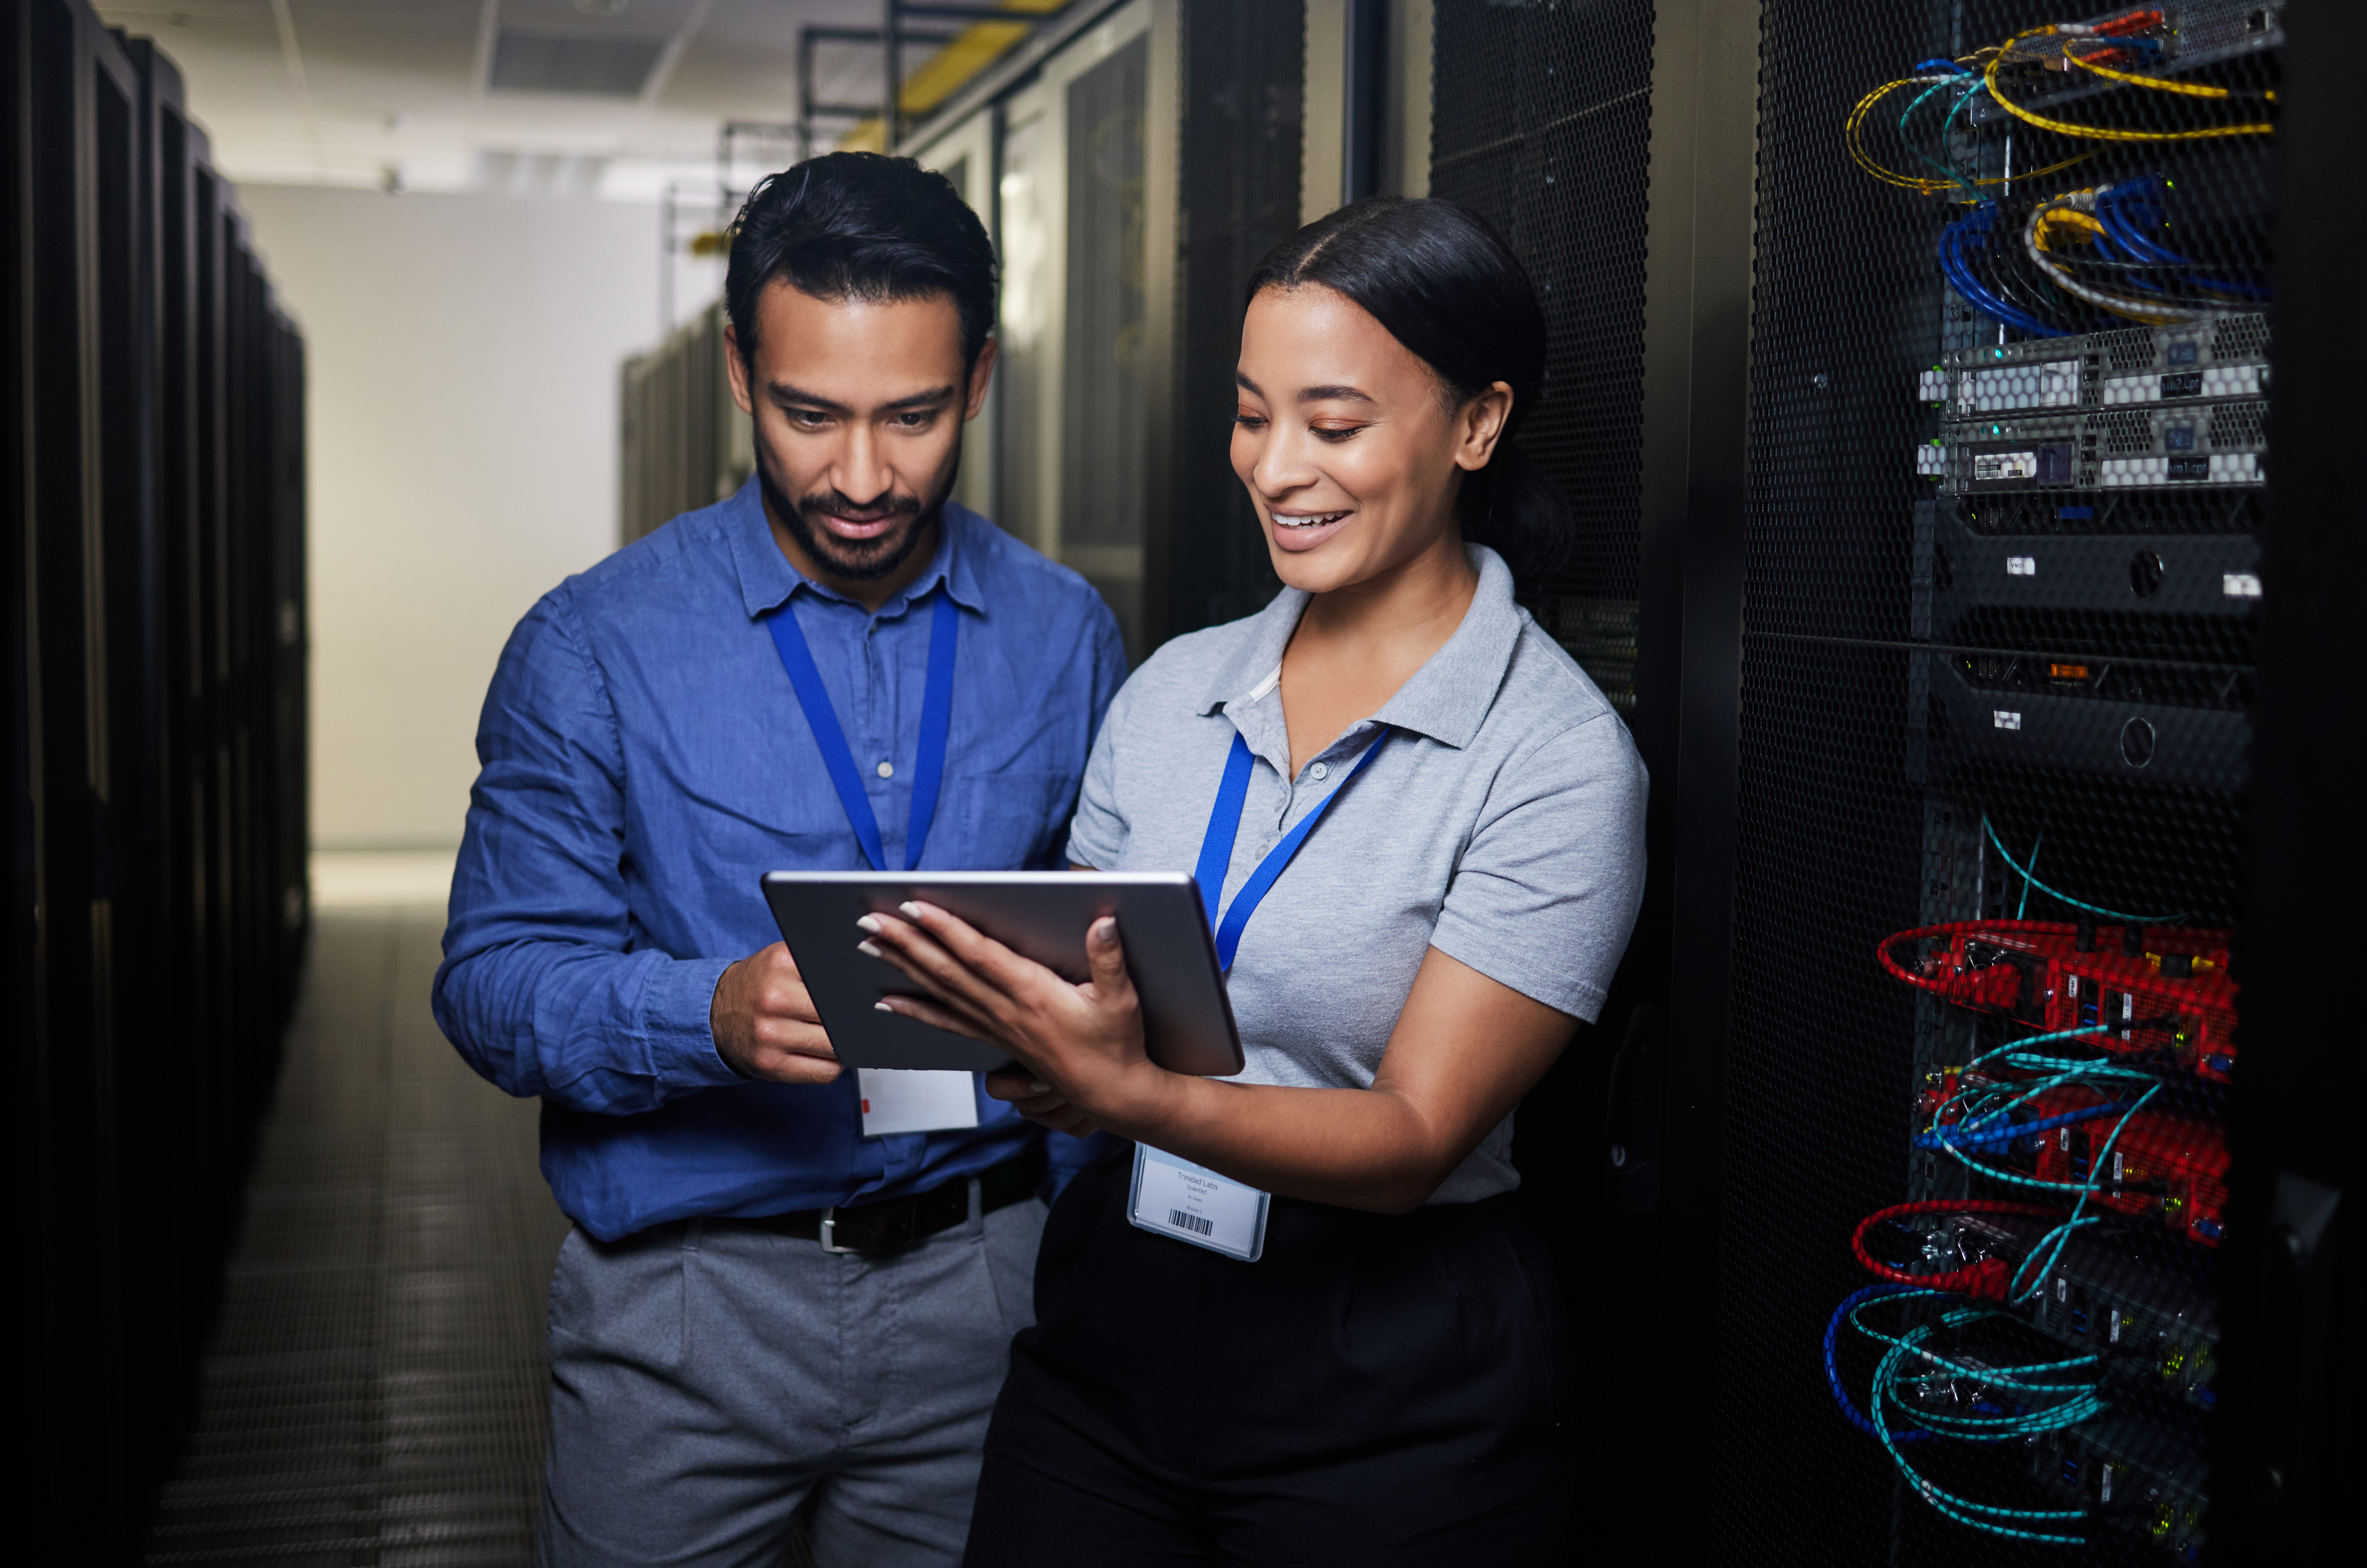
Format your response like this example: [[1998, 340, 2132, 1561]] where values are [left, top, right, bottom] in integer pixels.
[[433, 936, 741, 1113]]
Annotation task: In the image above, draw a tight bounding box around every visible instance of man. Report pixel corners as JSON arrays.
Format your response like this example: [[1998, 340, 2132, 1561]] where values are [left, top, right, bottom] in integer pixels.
[[434, 153, 1126, 1566]]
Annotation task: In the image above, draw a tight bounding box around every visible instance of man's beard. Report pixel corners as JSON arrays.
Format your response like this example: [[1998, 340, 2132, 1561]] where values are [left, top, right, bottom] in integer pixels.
[[755, 437, 955, 585]]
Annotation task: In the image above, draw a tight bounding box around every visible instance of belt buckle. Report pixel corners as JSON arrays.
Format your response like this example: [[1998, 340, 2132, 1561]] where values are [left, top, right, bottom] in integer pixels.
[[818, 1207, 862, 1255]]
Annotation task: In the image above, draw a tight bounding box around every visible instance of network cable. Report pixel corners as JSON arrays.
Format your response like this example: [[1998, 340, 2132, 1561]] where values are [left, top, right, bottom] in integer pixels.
[[1847, 68, 2094, 198], [1982, 814, 2187, 924], [1823, 1283, 1934, 1441], [1984, 25, 2276, 144], [1844, 1290, 2102, 1546], [2024, 189, 2257, 323], [1940, 204, 2082, 335]]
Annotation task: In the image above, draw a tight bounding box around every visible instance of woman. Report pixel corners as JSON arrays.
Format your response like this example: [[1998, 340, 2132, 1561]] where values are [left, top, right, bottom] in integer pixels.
[[861, 196, 1646, 1564]]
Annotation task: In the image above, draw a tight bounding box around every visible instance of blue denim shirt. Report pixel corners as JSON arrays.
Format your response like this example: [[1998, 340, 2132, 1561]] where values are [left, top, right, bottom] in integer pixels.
[[432, 480, 1127, 1240]]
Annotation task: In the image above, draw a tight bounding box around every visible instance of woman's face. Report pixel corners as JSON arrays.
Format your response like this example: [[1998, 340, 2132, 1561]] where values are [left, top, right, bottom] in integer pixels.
[[1231, 283, 1509, 595]]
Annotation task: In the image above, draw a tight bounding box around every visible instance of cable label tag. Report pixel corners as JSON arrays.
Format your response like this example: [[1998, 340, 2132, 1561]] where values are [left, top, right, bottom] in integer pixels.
[[1128, 1143, 1269, 1262]]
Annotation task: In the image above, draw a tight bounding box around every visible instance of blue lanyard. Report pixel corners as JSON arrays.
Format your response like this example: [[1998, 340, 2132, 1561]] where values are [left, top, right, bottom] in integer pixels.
[[1192, 726, 1390, 972], [765, 587, 959, 871]]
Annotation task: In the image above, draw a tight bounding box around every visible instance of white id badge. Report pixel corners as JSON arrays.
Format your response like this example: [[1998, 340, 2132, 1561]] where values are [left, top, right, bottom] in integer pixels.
[[857, 1069, 981, 1137], [1128, 1143, 1269, 1261]]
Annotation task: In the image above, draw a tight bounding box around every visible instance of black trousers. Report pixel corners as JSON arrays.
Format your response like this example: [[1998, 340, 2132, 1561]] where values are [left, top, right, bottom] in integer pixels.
[[963, 1141, 1576, 1566]]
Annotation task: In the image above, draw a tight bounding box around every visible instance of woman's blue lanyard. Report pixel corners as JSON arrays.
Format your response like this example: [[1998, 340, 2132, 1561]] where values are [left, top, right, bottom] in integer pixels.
[[765, 588, 958, 871], [1192, 726, 1390, 971]]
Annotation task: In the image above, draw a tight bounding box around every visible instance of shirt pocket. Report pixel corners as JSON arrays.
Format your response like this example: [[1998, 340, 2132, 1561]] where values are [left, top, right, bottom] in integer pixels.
[[930, 768, 1078, 870]]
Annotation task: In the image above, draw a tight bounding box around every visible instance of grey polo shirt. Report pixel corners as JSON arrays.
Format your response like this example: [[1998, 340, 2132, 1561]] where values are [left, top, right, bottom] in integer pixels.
[[1068, 545, 1647, 1203]]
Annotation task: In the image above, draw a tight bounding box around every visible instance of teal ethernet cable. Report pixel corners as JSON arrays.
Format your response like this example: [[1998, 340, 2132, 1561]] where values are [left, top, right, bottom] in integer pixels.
[[1852, 1294, 2095, 1545], [1982, 814, 2186, 924]]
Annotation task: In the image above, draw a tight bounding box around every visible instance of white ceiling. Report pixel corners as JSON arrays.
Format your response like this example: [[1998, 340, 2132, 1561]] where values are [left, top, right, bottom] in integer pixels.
[[96, 0, 900, 198]]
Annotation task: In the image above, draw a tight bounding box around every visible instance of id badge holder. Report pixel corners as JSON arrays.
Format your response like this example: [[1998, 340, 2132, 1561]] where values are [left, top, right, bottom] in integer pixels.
[[858, 1069, 981, 1137], [1128, 1143, 1269, 1261]]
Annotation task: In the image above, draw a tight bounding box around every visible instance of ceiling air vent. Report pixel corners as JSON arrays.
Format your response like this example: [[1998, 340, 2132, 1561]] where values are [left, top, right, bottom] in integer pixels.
[[488, 30, 665, 97]]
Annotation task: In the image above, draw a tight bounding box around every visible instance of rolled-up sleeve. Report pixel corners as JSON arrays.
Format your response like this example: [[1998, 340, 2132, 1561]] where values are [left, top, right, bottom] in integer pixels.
[[1428, 712, 1648, 1024], [432, 594, 745, 1112]]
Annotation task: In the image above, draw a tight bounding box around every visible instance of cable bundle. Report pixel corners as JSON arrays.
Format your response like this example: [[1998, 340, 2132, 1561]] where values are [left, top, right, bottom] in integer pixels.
[[1826, 1288, 2106, 1546], [1849, 11, 2278, 335]]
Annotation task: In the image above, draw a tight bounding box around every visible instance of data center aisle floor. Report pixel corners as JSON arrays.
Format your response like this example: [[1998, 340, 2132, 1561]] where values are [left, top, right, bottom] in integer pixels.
[[145, 908, 567, 1566]]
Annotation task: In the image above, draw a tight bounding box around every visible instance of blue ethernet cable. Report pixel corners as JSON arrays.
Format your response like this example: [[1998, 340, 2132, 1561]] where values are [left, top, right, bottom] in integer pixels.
[[1824, 1284, 1933, 1441], [1915, 1098, 2137, 1152], [1941, 207, 2073, 335]]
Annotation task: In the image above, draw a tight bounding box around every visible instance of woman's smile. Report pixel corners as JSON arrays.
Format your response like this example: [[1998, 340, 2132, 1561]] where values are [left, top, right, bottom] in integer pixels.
[[1267, 507, 1357, 550]]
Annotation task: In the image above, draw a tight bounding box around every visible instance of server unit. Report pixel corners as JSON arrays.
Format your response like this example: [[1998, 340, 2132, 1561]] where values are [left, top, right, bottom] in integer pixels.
[[6, 2, 308, 1558]]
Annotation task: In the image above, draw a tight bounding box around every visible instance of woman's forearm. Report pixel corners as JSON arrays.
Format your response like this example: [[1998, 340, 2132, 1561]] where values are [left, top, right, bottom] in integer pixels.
[[1099, 1069, 1457, 1213]]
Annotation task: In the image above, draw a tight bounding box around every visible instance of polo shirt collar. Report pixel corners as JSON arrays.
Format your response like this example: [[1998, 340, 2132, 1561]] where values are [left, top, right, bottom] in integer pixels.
[[724, 474, 989, 620], [1197, 545, 1524, 751]]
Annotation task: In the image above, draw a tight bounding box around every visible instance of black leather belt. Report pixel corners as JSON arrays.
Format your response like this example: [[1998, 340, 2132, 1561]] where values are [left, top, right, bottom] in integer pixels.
[[739, 1141, 1047, 1255]]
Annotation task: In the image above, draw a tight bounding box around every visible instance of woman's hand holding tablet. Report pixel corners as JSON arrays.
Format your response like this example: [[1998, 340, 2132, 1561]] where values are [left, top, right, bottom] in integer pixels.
[[858, 902, 1159, 1138]]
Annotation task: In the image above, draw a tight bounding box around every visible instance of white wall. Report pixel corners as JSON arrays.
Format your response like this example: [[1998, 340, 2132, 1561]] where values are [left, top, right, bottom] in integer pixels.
[[238, 186, 664, 849]]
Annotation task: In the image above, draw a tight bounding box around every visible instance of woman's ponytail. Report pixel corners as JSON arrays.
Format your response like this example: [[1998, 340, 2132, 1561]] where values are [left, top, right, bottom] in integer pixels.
[[1460, 440, 1573, 583], [1245, 195, 1574, 586]]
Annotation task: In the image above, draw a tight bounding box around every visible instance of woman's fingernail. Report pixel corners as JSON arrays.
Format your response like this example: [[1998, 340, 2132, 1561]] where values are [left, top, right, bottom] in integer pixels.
[[857, 939, 883, 959], [1029, 1080, 1051, 1094], [874, 1000, 895, 1013], [899, 902, 925, 919], [856, 915, 881, 934]]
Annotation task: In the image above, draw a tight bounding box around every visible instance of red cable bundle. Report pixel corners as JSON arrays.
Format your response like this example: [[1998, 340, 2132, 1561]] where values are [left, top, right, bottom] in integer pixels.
[[1850, 1199, 2069, 1303]]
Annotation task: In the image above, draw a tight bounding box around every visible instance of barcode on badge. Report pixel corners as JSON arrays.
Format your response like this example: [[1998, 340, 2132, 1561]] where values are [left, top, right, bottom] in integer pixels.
[[1168, 1209, 1214, 1237]]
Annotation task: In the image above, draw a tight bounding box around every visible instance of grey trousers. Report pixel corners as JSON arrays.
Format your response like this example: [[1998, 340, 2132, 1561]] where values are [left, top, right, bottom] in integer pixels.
[[535, 1188, 1047, 1568]]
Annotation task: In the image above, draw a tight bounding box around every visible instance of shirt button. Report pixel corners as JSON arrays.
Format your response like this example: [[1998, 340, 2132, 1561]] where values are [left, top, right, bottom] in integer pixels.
[[1308, 761, 1330, 782], [876, 761, 895, 779]]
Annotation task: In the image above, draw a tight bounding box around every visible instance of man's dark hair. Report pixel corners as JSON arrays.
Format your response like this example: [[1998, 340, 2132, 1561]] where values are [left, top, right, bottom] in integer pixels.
[[726, 151, 997, 371]]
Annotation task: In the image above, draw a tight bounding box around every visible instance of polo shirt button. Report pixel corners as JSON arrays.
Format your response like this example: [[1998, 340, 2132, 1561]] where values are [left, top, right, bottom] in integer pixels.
[[1308, 761, 1330, 781], [877, 761, 895, 779]]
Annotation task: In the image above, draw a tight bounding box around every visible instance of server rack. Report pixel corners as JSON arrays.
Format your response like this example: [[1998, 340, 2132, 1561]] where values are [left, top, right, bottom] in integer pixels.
[[915, 112, 1001, 524], [6, 1, 307, 1557], [1428, 0, 2354, 1561], [900, 0, 1307, 657], [618, 301, 749, 547]]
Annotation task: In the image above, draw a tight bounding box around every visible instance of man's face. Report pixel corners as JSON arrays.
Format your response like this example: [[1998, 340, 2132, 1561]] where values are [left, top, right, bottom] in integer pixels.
[[726, 281, 994, 587]]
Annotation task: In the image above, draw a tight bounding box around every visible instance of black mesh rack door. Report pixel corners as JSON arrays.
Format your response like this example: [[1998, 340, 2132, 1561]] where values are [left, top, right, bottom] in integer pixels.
[[1431, 0, 1655, 715], [1719, 2, 2278, 1562], [1429, 0, 1669, 1530]]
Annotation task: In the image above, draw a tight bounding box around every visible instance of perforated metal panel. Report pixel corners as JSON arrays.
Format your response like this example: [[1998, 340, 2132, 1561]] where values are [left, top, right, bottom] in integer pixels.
[[1155, 0, 1302, 642], [1429, 0, 1656, 709], [1719, 3, 2271, 1560]]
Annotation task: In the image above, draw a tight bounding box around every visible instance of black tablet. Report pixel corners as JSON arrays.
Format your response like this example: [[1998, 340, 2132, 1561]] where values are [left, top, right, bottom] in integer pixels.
[[760, 871, 1244, 1077]]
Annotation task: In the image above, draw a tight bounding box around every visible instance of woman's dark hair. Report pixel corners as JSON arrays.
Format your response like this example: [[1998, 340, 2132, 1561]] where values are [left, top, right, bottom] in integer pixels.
[[1244, 196, 1571, 580], [726, 151, 997, 371]]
